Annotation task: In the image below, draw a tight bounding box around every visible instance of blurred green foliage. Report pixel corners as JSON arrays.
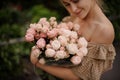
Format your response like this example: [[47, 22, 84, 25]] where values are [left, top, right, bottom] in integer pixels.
[[27, 5, 60, 23], [0, 0, 120, 80], [0, 2, 61, 80]]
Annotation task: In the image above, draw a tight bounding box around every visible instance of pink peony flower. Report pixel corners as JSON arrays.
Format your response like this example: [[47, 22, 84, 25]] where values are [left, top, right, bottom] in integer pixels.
[[59, 22, 69, 29], [49, 17, 57, 26], [46, 44, 52, 48], [40, 32, 47, 38], [66, 43, 79, 55], [39, 58, 46, 64], [71, 55, 82, 65], [79, 47, 88, 56], [26, 28, 36, 35], [58, 36, 68, 46], [60, 46, 65, 51], [34, 33, 41, 40], [25, 33, 34, 42], [42, 26, 49, 33], [70, 38, 76, 43], [38, 18, 47, 24], [73, 24, 80, 32], [53, 21, 58, 27], [31, 46, 41, 58], [45, 48, 56, 57], [76, 50, 84, 58], [36, 38, 46, 48], [58, 28, 71, 38], [31, 46, 37, 50], [78, 37, 88, 48], [56, 24, 61, 29], [47, 28, 58, 38], [67, 21, 74, 30], [49, 17, 56, 21], [39, 18, 50, 28], [35, 24, 42, 32], [29, 23, 36, 29], [55, 50, 68, 60], [50, 21, 58, 28], [51, 40, 61, 50], [70, 31, 78, 40], [43, 21, 50, 28]]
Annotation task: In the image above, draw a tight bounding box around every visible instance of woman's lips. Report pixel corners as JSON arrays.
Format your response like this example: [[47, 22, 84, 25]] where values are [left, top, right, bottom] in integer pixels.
[[75, 9, 82, 16]]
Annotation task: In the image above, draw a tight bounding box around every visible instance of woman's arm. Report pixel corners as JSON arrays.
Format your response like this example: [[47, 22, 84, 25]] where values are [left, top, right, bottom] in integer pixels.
[[36, 63, 79, 80], [30, 52, 79, 80]]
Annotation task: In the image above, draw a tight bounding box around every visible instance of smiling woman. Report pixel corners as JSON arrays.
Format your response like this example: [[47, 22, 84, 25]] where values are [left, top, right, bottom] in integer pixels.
[[60, 0, 106, 19], [30, 0, 116, 80]]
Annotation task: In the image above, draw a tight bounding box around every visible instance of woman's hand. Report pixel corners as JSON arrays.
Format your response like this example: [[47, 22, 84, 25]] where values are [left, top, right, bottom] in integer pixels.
[[30, 47, 80, 80], [30, 46, 41, 65], [30, 50, 38, 65]]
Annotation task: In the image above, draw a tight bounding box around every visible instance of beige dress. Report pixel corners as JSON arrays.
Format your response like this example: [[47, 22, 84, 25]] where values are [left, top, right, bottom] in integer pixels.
[[70, 42, 116, 80], [62, 16, 116, 80]]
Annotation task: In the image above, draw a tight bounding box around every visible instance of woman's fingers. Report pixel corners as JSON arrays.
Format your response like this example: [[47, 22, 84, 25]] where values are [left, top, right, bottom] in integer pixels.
[[30, 51, 38, 65]]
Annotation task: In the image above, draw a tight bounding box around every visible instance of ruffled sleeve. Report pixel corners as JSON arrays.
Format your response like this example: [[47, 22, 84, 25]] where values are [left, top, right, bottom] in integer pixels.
[[87, 42, 116, 60], [70, 43, 116, 80]]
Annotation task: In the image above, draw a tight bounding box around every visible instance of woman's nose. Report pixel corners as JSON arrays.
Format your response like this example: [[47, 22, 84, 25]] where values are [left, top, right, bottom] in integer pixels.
[[71, 4, 77, 12]]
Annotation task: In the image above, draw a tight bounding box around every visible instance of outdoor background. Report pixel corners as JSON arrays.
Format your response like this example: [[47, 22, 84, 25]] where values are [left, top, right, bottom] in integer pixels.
[[0, 0, 120, 80]]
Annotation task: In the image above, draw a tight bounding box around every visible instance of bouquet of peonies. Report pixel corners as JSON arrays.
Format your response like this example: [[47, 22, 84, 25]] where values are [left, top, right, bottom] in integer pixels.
[[25, 17, 88, 67]]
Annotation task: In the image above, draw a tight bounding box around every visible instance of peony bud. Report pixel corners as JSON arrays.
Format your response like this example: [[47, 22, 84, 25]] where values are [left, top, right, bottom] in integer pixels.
[[36, 38, 46, 48], [71, 55, 81, 65], [45, 48, 56, 57], [25, 33, 34, 42]]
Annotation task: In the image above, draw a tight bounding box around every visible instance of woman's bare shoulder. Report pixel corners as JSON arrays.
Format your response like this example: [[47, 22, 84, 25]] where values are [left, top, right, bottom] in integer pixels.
[[91, 21, 115, 44]]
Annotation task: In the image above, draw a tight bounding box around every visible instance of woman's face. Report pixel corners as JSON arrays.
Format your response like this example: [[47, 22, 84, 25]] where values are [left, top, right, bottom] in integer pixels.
[[61, 0, 95, 19]]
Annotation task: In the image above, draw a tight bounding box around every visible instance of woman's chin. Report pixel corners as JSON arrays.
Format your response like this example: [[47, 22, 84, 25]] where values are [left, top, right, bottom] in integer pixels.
[[78, 14, 87, 20]]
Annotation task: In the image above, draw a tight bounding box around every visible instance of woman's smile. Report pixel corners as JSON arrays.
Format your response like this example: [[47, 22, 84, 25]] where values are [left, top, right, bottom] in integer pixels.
[[74, 9, 82, 17]]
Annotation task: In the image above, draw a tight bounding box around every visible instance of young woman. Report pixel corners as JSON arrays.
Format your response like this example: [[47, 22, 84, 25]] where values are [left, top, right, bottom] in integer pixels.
[[30, 0, 116, 80]]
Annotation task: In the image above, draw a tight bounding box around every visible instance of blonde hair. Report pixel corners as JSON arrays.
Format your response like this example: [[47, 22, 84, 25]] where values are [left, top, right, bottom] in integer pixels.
[[60, 0, 107, 12], [96, 0, 107, 12]]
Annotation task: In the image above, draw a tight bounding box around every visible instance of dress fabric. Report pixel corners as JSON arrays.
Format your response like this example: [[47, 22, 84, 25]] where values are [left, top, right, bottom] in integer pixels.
[[70, 42, 116, 80]]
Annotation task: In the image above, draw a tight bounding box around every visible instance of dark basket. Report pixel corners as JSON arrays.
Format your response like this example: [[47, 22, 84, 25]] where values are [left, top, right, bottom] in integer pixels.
[[38, 52, 77, 67]]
